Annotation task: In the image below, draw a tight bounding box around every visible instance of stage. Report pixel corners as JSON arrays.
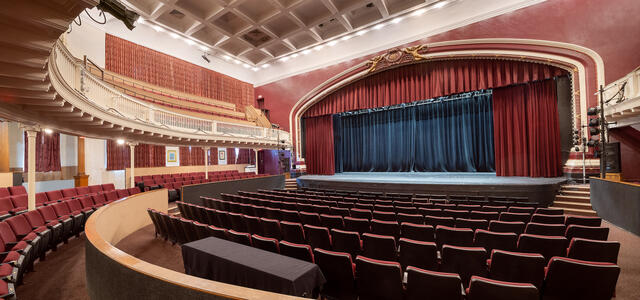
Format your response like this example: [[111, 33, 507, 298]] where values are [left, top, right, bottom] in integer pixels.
[[297, 172, 567, 205]]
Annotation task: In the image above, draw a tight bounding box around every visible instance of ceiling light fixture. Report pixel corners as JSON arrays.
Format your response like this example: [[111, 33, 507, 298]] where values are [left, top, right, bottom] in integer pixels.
[[290, 53, 299, 58], [116, 139, 125, 145], [233, 59, 241, 65], [411, 8, 427, 16], [242, 63, 250, 68], [261, 64, 270, 68], [391, 17, 403, 24], [169, 32, 179, 39], [152, 25, 164, 32], [252, 67, 259, 71], [302, 49, 312, 55], [199, 45, 208, 51], [356, 29, 368, 36], [314, 45, 325, 51], [222, 55, 231, 61], [328, 40, 339, 46], [43, 128, 53, 134], [340, 35, 353, 41], [373, 23, 386, 30], [279, 56, 290, 62], [433, 1, 449, 9], [184, 39, 195, 46]]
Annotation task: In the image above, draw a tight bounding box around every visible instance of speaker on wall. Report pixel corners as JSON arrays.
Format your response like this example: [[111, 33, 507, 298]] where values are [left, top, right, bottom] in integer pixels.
[[604, 142, 621, 173]]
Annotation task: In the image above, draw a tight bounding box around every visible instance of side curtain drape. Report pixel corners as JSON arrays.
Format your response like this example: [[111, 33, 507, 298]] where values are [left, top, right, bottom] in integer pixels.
[[179, 147, 191, 166], [493, 79, 562, 177], [304, 59, 566, 117], [106, 140, 130, 170], [24, 132, 61, 172], [227, 148, 237, 164], [133, 144, 166, 168], [207, 147, 218, 165], [304, 115, 335, 175], [236, 149, 254, 164], [105, 34, 254, 107], [191, 148, 205, 166], [337, 93, 494, 172]]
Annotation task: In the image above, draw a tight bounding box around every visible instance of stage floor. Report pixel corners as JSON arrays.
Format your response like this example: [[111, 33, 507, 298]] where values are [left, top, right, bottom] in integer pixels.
[[297, 172, 567, 205], [298, 172, 566, 186]]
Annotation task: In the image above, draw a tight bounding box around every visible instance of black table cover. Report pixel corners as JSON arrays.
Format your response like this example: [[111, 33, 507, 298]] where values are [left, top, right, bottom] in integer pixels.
[[182, 237, 325, 298]]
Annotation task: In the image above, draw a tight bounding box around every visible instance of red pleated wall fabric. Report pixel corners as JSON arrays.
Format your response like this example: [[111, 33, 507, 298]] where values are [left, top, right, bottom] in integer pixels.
[[227, 148, 237, 165], [493, 79, 562, 177], [24, 132, 61, 172], [304, 115, 335, 175], [304, 59, 566, 117], [208, 147, 218, 165], [179, 147, 191, 166], [106, 140, 130, 170]]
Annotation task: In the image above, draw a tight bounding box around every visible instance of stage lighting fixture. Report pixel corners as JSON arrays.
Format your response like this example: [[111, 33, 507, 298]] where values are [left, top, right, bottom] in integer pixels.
[[589, 127, 600, 135], [202, 54, 210, 63], [96, 0, 140, 30], [587, 107, 601, 116], [588, 118, 600, 127], [574, 146, 580, 152]]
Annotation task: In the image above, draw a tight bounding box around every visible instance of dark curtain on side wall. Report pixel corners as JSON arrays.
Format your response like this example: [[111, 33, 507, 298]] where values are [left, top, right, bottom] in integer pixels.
[[134, 144, 166, 168], [227, 148, 237, 165], [24, 132, 61, 172], [207, 147, 218, 165], [304, 115, 335, 175], [335, 92, 494, 172], [106, 140, 129, 170], [493, 79, 562, 177]]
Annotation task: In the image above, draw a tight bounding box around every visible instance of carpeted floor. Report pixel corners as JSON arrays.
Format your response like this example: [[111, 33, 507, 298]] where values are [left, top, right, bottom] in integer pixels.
[[15, 221, 640, 299]]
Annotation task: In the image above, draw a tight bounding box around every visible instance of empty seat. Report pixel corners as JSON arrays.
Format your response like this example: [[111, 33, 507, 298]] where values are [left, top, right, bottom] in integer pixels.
[[6, 214, 50, 259], [372, 211, 396, 221], [507, 207, 535, 214], [280, 221, 305, 243], [542, 257, 619, 300], [260, 218, 282, 240], [525, 222, 566, 236], [38, 205, 73, 242], [405, 267, 462, 300], [517, 234, 567, 262], [488, 220, 525, 235], [466, 276, 539, 300], [398, 238, 437, 271], [251, 234, 279, 253], [61, 188, 77, 198], [279, 241, 314, 263], [314, 249, 357, 300], [25, 210, 63, 250], [206, 225, 228, 240], [499, 212, 531, 223], [101, 183, 116, 191], [371, 219, 400, 238], [419, 208, 445, 217], [8, 186, 26, 196], [331, 229, 361, 259], [300, 211, 321, 226], [350, 208, 372, 220], [488, 249, 545, 288], [51, 202, 83, 235], [355, 256, 403, 300], [474, 229, 517, 253], [535, 208, 563, 215], [435, 225, 474, 250], [320, 214, 344, 229], [396, 213, 423, 224], [565, 225, 609, 241], [567, 238, 620, 263], [116, 189, 130, 199], [227, 230, 252, 246], [424, 215, 455, 228], [400, 223, 434, 242], [481, 205, 508, 213], [9, 195, 27, 212], [455, 218, 489, 231], [530, 214, 565, 225], [344, 217, 370, 234], [469, 211, 500, 222], [565, 216, 602, 227], [304, 225, 332, 250], [441, 245, 488, 288], [88, 185, 103, 194], [362, 233, 397, 261], [243, 215, 262, 236], [443, 209, 469, 220], [227, 212, 248, 233]]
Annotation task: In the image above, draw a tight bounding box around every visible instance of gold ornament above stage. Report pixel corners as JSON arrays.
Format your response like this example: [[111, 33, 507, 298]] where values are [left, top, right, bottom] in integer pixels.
[[367, 44, 430, 73]]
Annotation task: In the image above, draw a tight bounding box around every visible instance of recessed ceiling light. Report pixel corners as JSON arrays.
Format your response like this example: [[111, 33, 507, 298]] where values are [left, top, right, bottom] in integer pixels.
[[291, 53, 299, 58], [242, 63, 250, 68], [137, 18, 146, 25], [199, 45, 208, 51], [261, 64, 270, 68], [233, 59, 241, 64], [222, 55, 231, 61], [185, 39, 195, 46], [302, 49, 312, 55], [356, 29, 368, 36], [314, 45, 325, 51], [169, 32, 179, 39], [391, 17, 403, 24], [433, 1, 449, 9], [152, 25, 164, 32], [411, 8, 427, 16], [116, 139, 125, 145], [279, 56, 290, 62], [328, 40, 339, 46], [341, 35, 353, 41], [373, 23, 386, 30], [43, 128, 53, 134], [252, 67, 259, 71]]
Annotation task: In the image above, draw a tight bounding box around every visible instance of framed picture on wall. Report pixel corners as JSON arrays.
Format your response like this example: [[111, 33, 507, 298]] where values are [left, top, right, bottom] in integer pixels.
[[167, 150, 177, 162], [218, 150, 225, 161]]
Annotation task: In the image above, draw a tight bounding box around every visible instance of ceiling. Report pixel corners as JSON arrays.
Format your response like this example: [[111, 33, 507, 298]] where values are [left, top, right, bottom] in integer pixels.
[[123, 0, 451, 66]]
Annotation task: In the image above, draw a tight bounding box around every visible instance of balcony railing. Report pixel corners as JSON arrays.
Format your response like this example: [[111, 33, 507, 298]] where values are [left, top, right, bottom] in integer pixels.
[[52, 40, 290, 144]]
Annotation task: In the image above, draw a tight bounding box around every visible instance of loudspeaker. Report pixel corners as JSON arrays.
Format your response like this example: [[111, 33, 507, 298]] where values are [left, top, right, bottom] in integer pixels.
[[604, 142, 621, 173]]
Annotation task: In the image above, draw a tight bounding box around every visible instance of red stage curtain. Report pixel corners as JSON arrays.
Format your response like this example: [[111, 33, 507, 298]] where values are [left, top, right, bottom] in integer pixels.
[[493, 79, 562, 177], [105, 34, 254, 108], [227, 148, 237, 164], [24, 132, 61, 172], [304, 59, 566, 117], [106, 140, 130, 170], [207, 147, 218, 165], [305, 115, 335, 175]]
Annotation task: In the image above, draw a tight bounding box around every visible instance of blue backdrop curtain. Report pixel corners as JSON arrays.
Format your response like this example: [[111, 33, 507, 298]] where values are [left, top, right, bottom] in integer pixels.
[[334, 92, 495, 172]]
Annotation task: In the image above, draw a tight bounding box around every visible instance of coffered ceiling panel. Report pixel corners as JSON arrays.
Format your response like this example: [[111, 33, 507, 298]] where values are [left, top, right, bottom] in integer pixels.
[[123, 0, 455, 66]]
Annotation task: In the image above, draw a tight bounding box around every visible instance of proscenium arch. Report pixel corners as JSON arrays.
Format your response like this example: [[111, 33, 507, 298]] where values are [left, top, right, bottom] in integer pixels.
[[288, 39, 605, 161]]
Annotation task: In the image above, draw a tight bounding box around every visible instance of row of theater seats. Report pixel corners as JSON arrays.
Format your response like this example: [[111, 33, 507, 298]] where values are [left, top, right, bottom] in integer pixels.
[[154, 200, 620, 300], [130, 94, 246, 121], [0, 183, 141, 299], [134, 171, 265, 202]]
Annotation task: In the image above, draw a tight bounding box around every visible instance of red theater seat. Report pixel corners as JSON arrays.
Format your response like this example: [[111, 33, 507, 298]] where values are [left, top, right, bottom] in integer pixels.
[[251, 234, 279, 253], [405, 267, 462, 300], [542, 257, 619, 300], [330, 229, 361, 260], [280, 221, 305, 244], [401, 223, 434, 242], [45, 190, 65, 203], [566, 238, 620, 264], [362, 233, 396, 261], [473, 229, 517, 253], [313, 249, 356, 300], [487, 249, 545, 288], [398, 238, 438, 271], [7, 186, 26, 196], [355, 256, 403, 300], [436, 225, 474, 250], [466, 276, 539, 300], [279, 241, 314, 263], [517, 234, 567, 262], [441, 245, 488, 288]]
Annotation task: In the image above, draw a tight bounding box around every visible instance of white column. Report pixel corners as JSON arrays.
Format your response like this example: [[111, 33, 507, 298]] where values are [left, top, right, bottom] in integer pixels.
[[128, 142, 137, 188], [25, 129, 38, 211], [204, 146, 210, 180], [254, 149, 259, 174]]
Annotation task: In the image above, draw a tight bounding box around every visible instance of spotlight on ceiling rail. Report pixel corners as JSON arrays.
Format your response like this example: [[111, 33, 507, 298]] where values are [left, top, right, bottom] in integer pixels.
[[97, 0, 140, 30]]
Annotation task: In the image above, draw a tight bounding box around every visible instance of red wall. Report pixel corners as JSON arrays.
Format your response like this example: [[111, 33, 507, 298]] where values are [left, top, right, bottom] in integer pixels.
[[255, 0, 640, 131]]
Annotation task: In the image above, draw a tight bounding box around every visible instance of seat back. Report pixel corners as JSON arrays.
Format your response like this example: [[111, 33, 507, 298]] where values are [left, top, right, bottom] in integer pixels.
[[0, 197, 15, 212], [35, 192, 49, 206], [66, 198, 84, 212], [565, 225, 609, 241], [467, 276, 539, 300], [0, 188, 9, 198], [38, 205, 59, 222], [473, 229, 517, 253], [331, 229, 361, 259], [405, 267, 462, 300], [524, 222, 566, 236], [517, 234, 567, 262], [304, 225, 332, 250], [441, 245, 488, 287], [52, 202, 72, 217], [488, 249, 545, 288], [76, 186, 91, 195], [251, 235, 279, 253], [320, 214, 344, 230], [542, 257, 619, 300], [355, 256, 403, 300], [280, 221, 305, 243], [45, 190, 64, 202], [101, 183, 116, 191], [488, 220, 525, 235], [565, 216, 602, 227], [398, 238, 437, 270], [300, 211, 321, 226], [24, 210, 46, 227], [227, 230, 252, 246], [88, 185, 103, 194], [116, 189, 130, 199], [435, 225, 474, 250], [314, 249, 356, 300], [8, 186, 26, 196], [10, 195, 27, 210], [6, 215, 34, 236], [567, 238, 620, 263], [259, 218, 282, 240], [455, 218, 489, 231], [362, 233, 396, 261], [371, 219, 400, 238], [425, 216, 455, 228], [400, 223, 434, 242], [279, 241, 314, 263], [530, 214, 565, 225], [469, 211, 500, 222], [499, 212, 531, 223], [344, 217, 370, 234], [535, 208, 563, 215]]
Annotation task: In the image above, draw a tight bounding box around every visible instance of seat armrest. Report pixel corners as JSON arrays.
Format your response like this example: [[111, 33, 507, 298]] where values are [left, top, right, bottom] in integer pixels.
[[5, 242, 17, 248]]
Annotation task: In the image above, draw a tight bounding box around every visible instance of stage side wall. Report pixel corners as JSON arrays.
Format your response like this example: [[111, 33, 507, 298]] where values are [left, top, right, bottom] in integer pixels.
[[591, 178, 640, 236], [182, 175, 285, 206]]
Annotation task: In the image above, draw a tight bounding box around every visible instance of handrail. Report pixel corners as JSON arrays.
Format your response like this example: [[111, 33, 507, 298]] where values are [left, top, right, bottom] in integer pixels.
[[52, 40, 291, 144], [84, 55, 103, 81]]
